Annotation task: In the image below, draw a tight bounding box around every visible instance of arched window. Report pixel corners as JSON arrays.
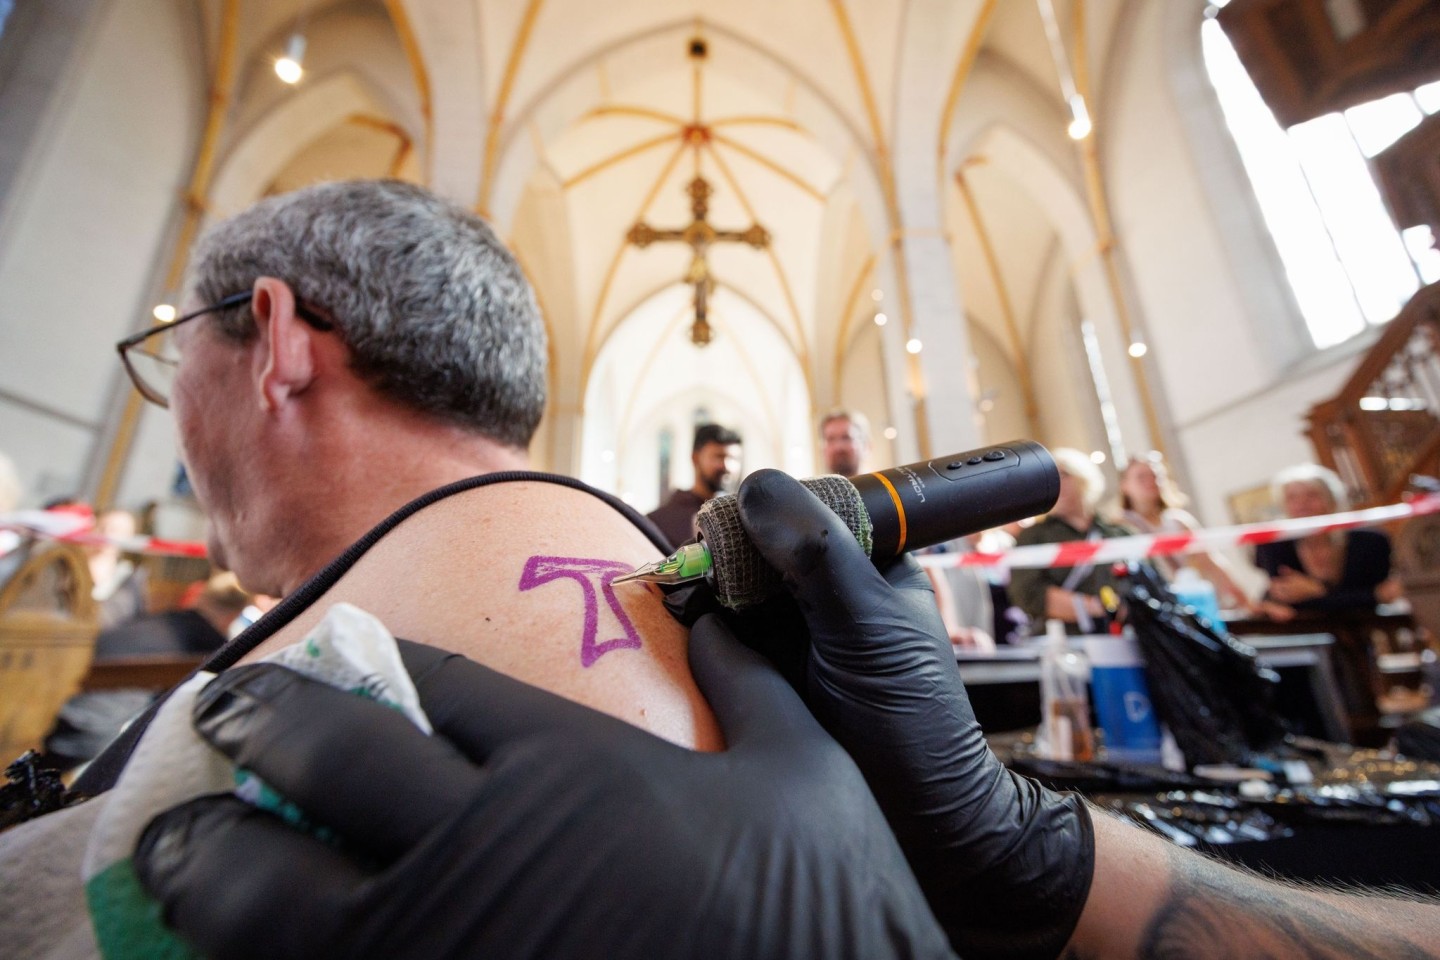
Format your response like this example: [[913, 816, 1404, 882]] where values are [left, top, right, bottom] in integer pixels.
[[1201, 2, 1440, 348]]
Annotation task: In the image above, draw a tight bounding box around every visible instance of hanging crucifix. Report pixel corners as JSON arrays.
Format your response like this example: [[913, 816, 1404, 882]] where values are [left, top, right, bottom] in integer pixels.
[[627, 175, 769, 345], [624, 37, 771, 346]]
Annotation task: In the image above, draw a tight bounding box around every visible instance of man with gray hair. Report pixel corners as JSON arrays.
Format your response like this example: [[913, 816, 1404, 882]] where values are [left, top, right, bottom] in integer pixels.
[[98, 178, 725, 783]]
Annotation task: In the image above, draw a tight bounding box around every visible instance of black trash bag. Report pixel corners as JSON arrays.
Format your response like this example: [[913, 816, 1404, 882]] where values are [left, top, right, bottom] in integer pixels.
[[1117, 563, 1287, 768], [1396, 707, 1440, 762]]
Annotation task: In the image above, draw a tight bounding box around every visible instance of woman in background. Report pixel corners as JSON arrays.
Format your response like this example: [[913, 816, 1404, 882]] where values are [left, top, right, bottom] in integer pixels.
[[1255, 464, 1400, 622], [1011, 448, 1130, 634], [1118, 452, 1255, 613]]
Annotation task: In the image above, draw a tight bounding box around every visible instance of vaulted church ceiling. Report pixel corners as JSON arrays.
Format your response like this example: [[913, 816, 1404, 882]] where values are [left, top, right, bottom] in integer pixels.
[[176, 0, 1131, 494]]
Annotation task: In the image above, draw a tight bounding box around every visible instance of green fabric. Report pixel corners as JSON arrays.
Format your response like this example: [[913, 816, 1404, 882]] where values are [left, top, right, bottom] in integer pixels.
[[1009, 515, 1134, 633], [86, 857, 200, 960]]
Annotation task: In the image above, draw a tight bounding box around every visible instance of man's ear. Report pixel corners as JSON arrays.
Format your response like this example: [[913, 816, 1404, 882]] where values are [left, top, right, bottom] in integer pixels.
[[250, 277, 318, 410]]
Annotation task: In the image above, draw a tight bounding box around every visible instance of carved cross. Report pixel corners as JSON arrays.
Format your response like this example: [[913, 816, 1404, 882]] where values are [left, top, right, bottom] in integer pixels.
[[627, 173, 770, 346]]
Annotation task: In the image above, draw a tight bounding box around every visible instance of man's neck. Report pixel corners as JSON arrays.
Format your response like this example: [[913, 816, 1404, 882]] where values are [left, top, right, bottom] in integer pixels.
[[688, 484, 717, 501], [261, 407, 530, 595]]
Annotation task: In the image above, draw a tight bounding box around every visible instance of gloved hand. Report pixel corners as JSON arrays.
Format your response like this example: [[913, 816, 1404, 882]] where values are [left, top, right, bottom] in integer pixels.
[[133, 633, 956, 960], [671, 469, 1095, 960]]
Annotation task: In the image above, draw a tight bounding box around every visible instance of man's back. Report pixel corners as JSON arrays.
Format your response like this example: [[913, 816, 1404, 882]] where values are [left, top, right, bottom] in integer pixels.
[[241, 478, 721, 750]]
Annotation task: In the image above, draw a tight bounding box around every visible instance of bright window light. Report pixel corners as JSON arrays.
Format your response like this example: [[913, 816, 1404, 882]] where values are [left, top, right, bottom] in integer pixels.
[[1415, 80, 1440, 114], [1202, 18, 1429, 349], [1402, 227, 1440, 285], [1287, 114, 1417, 324], [1344, 94, 1423, 157]]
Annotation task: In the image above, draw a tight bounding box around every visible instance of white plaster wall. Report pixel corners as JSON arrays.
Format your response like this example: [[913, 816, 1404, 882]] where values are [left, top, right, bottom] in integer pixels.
[[0, 0, 197, 506], [1179, 353, 1356, 526], [0, 404, 94, 506], [1106, 1, 1271, 426], [836, 321, 898, 469], [1027, 267, 1107, 455], [1102, 0, 1367, 527]]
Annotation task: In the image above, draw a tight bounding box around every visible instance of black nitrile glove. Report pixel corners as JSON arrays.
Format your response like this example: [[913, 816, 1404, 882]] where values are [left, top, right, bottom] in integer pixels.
[[671, 469, 1095, 960], [134, 632, 957, 960]]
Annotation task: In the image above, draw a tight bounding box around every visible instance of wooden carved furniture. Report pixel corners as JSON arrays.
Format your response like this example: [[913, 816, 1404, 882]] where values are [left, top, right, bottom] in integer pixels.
[[1373, 113, 1440, 241], [1217, 0, 1440, 128], [0, 543, 99, 765], [1306, 280, 1440, 508]]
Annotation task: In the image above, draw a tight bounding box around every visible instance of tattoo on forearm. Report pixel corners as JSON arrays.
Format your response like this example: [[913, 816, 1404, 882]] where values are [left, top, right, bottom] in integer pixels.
[[1136, 847, 1437, 960], [518, 556, 641, 667]]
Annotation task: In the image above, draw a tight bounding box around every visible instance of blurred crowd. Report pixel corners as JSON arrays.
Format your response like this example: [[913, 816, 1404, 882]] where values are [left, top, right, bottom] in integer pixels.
[[0, 411, 1404, 771]]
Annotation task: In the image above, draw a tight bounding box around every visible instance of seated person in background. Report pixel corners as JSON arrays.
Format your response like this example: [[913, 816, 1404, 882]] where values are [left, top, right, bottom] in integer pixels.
[[43, 572, 252, 770], [0, 450, 25, 583], [924, 527, 1019, 651], [83, 178, 719, 795], [1010, 447, 1129, 634], [1119, 452, 1256, 613], [1255, 463, 1400, 622], [86, 508, 148, 628], [925, 543, 995, 652]]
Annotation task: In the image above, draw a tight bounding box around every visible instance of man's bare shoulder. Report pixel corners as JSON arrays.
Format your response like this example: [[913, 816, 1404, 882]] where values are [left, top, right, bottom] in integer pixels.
[[243, 482, 721, 750]]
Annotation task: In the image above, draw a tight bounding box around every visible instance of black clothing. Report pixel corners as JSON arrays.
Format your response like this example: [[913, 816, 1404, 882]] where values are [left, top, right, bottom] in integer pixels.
[[74, 471, 667, 796], [43, 610, 230, 769], [94, 609, 227, 659], [645, 489, 707, 549], [1255, 529, 1390, 612]]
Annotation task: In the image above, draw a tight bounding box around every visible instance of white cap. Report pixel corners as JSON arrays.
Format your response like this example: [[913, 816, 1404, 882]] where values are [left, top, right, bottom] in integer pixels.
[[1045, 618, 1068, 648]]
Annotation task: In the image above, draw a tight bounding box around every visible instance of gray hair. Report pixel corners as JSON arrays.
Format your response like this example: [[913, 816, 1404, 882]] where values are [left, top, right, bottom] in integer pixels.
[[187, 180, 546, 448], [1051, 447, 1106, 510], [1271, 463, 1349, 511]]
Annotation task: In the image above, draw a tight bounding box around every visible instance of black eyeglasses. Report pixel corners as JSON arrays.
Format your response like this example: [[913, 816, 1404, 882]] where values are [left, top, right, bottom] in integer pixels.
[[116, 291, 333, 409]]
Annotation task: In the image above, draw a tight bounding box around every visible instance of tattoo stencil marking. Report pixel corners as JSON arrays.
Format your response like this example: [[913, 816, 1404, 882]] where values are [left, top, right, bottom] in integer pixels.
[[519, 556, 642, 667]]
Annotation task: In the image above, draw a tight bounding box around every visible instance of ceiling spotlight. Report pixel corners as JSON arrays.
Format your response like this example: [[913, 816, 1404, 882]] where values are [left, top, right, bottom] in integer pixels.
[[873, 312, 888, 327], [1066, 93, 1092, 140], [1128, 341, 1148, 358], [883, 426, 898, 440], [275, 33, 306, 85], [905, 338, 923, 354], [871, 289, 884, 302], [151, 304, 177, 323], [1090, 450, 1107, 464]]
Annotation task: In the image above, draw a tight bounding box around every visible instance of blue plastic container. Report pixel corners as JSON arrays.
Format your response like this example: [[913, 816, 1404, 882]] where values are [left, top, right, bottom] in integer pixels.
[[1082, 633, 1163, 764]]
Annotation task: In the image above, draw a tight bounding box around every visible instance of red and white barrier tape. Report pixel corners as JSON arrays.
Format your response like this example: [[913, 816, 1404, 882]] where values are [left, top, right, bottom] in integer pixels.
[[916, 493, 1440, 571], [0, 511, 208, 559], [7, 491, 1440, 569]]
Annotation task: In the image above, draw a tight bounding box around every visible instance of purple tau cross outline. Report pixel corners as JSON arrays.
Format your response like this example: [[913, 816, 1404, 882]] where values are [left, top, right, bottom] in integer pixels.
[[518, 556, 643, 668]]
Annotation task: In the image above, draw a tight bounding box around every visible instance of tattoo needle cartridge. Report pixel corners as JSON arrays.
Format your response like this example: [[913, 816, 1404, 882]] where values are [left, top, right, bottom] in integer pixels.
[[613, 541, 713, 585]]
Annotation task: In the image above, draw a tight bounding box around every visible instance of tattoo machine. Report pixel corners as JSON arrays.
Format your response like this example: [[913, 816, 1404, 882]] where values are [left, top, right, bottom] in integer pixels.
[[615, 440, 1060, 610]]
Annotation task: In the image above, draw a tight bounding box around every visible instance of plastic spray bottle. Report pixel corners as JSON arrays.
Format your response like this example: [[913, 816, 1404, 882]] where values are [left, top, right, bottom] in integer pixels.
[[1039, 619, 1094, 761]]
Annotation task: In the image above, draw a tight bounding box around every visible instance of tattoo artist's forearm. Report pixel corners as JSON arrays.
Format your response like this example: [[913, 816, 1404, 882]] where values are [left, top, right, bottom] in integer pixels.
[[1069, 811, 1440, 960], [1135, 845, 1440, 960]]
